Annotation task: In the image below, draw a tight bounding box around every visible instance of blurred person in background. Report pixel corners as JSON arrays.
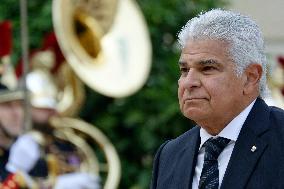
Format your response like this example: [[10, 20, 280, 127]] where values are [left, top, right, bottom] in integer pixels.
[[0, 82, 25, 183], [6, 69, 101, 189], [0, 20, 29, 187]]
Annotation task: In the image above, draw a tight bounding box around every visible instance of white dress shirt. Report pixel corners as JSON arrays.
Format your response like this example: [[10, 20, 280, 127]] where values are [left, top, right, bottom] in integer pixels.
[[192, 99, 256, 189]]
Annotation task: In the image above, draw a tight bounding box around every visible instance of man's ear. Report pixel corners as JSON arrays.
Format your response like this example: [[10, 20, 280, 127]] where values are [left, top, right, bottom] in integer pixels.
[[243, 63, 262, 95]]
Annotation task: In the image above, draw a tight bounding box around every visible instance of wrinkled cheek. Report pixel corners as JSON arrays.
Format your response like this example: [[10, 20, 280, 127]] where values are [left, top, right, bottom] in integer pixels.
[[178, 86, 184, 109], [178, 78, 185, 97]]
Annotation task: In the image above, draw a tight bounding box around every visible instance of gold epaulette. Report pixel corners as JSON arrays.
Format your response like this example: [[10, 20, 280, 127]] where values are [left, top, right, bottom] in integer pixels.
[[0, 172, 25, 189], [0, 172, 38, 189]]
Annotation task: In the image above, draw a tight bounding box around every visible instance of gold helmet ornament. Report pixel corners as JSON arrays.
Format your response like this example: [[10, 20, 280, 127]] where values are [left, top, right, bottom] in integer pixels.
[[26, 69, 58, 109], [19, 32, 86, 116]]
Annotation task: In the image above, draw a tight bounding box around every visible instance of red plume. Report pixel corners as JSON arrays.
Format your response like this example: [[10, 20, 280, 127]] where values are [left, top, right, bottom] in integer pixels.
[[277, 56, 284, 68], [15, 49, 40, 78], [42, 32, 65, 73], [15, 31, 65, 78], [0, 21, 12, 57]]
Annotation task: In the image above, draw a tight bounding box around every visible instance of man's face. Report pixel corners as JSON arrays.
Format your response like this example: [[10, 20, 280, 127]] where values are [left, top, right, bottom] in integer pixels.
[[0, 100, 24, 136], [178, 39, 247, 128], [32, 107, 57, 124]]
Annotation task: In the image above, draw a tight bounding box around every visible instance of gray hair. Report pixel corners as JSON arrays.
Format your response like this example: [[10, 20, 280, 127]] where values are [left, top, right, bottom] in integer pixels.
[[178, 9, 268, 98]]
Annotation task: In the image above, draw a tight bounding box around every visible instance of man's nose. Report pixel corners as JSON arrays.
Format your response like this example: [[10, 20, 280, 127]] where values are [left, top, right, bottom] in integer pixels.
[[11, 102, 23, 116], [180, 70, 201, 90]]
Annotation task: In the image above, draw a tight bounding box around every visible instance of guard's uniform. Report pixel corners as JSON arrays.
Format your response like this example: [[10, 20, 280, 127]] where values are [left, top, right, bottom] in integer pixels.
[[0, 147, 10, 181], [0, 147, 26, 189]]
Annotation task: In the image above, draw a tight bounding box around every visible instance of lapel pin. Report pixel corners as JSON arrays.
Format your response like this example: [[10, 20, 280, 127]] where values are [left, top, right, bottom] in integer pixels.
[[251, 145, 257, 152]]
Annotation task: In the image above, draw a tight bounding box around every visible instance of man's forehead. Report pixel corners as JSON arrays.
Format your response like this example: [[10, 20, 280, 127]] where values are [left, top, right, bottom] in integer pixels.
[[182, 39, 230, 54], [178, 39, 232, 66]]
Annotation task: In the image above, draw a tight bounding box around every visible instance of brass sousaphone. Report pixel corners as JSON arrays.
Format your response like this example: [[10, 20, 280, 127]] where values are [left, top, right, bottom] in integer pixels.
[[52, 0, 152, 98], [51, 0, 152, 188]]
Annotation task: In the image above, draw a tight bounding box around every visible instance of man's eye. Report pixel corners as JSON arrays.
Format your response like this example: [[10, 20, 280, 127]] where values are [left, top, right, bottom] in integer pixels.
[[203, 66, 216, 72], [180, 68, 189, 74]]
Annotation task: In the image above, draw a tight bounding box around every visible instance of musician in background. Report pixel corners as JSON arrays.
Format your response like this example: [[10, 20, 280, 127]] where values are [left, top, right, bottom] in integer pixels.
[[0, 82, 25, 183], [0, 20, 30, 187], [5, 69, 101, 189]]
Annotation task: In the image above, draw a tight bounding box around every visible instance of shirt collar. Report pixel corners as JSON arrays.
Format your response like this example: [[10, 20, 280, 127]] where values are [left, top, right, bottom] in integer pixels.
[[199, 99, 256, 148]]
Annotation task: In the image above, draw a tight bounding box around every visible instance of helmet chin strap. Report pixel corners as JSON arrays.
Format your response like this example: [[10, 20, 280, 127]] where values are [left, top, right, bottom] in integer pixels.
[[0, 124, 12, 138], [0, 121, 20, 139], [0, 123, 15, 149]]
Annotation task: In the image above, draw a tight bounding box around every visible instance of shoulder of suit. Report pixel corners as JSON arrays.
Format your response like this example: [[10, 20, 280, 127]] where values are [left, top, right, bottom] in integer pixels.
[[269, 105, 284, 115], [268, 105, 284, 126], [159, 126, 199, 154], [173, 126, 199, 143]]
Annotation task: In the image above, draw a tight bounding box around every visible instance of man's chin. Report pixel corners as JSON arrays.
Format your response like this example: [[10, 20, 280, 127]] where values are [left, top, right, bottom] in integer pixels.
[[1, 127, 21, 138], [183, 109, 207, 121]]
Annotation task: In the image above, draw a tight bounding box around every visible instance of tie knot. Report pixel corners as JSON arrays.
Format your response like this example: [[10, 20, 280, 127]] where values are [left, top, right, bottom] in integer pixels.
[[203, 137, 230, 161]]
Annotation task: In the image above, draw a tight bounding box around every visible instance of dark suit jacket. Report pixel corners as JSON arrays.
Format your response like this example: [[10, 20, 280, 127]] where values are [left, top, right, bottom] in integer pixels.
[[151, 98, 284, 189]]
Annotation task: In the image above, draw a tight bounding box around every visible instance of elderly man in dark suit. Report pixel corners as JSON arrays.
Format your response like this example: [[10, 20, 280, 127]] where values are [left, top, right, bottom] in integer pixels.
[[151, 9, 284, 189]]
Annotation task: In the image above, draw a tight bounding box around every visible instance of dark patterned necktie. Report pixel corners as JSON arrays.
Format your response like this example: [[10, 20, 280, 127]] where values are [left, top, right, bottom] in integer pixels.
[[198, 137, 230, 189]]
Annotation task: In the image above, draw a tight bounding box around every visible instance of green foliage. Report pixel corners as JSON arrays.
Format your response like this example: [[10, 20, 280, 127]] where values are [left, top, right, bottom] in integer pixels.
[[0, 0, 52, 64], [0, 0, 226, 188]]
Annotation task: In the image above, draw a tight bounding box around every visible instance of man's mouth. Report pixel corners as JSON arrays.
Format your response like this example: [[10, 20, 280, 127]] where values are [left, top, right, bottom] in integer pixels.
[[183, 97, 208, 105], [185, 97, 206, 101]]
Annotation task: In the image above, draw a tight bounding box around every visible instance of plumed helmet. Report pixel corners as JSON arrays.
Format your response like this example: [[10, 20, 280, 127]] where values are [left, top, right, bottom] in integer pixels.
[[26, 69, 58, 109]]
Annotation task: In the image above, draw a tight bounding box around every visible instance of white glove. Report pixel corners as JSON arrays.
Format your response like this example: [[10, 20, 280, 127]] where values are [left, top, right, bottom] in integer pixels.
[[54, 172, 101, 189], [6, 134, 41, 173]]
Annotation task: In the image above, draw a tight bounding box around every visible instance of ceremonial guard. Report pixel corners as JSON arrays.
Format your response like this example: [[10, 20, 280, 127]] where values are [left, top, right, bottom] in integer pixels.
[[0, 20, 29, 189]]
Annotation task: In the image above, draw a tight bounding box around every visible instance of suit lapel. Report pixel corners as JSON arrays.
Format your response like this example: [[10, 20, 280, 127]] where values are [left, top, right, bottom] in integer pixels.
[[221, 98, 270, 189], [174, 127, 200, 189]]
